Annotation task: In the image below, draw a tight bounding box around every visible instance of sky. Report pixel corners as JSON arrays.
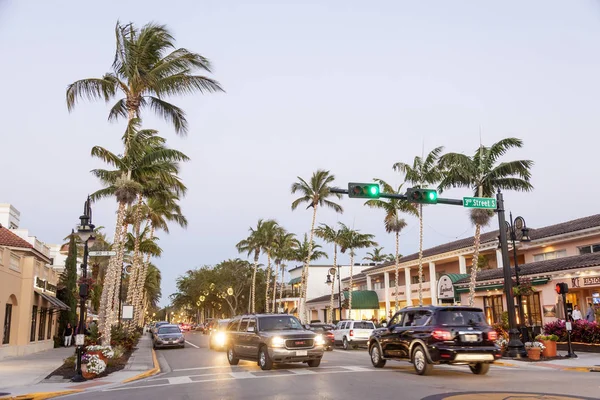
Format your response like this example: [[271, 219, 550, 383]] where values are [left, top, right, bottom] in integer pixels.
[[1, 0, 600, 307]]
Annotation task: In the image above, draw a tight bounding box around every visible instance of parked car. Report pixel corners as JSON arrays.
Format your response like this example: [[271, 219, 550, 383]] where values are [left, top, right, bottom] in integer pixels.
[[226, 314, 325, 370], [153, 324, 185, 349], [308, 323, 335, 351], [151, 321, 170, 336], [209, 319, 231, 350], [333, 320, 376, 350], [179, 322, 191, 332], [368, 306, 501, 375]]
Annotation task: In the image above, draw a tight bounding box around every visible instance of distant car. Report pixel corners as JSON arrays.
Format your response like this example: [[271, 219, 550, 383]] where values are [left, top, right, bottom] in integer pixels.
[[179, 323, 191, 332], [333, 320, 376, 350], [151, 321, 170, 336], [153, 324, 185, 349], [209, 319, 231, 350]]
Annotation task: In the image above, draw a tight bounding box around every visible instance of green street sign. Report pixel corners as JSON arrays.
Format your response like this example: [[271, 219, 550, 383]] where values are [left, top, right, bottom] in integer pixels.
[[463, 197, 497, 209]]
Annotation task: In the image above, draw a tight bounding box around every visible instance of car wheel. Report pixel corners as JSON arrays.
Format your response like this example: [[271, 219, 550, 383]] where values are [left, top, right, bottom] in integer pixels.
[[369, 343, 386, 368], [412, 346, 433, 376], [469, 362, 490, 375], [307, 359, 321, 367], [258, 346, 273, 370], [227, 346, 239, 365], [342, 337, 349, 350]]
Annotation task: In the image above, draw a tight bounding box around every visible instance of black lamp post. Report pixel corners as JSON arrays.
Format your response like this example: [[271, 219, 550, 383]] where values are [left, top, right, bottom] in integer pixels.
[[505, 212, 531, 341], [71, 196, 95, 382], [496, 190, 527, 358]]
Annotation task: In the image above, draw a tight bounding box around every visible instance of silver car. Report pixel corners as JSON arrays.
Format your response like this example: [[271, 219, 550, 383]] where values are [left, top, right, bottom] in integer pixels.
[[153, 324, 185, 349]]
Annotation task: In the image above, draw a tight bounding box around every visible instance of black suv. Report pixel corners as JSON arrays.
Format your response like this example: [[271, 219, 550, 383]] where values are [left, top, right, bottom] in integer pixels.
[[226, 314, 325, 370], [368, 306, 501, 375]]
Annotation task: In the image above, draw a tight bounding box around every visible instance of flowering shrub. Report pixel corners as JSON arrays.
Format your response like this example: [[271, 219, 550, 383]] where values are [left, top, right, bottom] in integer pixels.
[[524, 341, 546, 351], [86, 345, 115, 359], [85, 354, 107, 375], [535, 334, 559, 342], [543, 320, 600, 343], [495, 336, 508, 348]]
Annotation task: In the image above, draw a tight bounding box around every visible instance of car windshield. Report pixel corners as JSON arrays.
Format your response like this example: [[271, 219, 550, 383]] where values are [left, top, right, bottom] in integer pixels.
[[353, 322, 375, 329], [436, 310, 486, 326], [259, 316, 304, 331], [158, 327, 181, 334]]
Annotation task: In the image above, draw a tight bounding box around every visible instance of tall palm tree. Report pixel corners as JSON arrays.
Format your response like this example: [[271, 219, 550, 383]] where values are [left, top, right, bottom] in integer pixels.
[[384, 253, 397, 263], [67, 21, 222, 135], [272, 230, 297, 313], [365, 179, 418, 311], [393, 146, 444, 306], [439, 138, 534, 305], [338, 224, 377, 319], [236, 219, 272, 313], [314, 224, 344, 323], [363, 247, 386, 264], [260, 220, 282, 313], [291, 170, 343, 322]]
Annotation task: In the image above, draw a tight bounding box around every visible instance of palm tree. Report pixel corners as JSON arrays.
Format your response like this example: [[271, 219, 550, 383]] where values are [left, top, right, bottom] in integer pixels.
[[338, 224, 377, 319], [365, 179, 418, 311], [384, 253, 397, 263], [260, 220, 282, 313], [363, 247, 387, 264], [314, 224, 344, 323], [291, 170, 343, 322], [236, 219, 272, 313], [67, 21, 222, 136], [144, 263, 162, 313], [439, 138, 534, 305], [393, 146, 444, 306], [272, 230, 297, 313]]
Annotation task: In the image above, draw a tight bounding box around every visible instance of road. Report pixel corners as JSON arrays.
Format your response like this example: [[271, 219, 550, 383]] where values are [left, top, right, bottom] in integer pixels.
[[67, 331, 600, 400]]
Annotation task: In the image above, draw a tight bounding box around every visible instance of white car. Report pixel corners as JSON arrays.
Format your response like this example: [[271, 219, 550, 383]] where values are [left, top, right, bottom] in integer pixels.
[[333, 320, 376, 350]]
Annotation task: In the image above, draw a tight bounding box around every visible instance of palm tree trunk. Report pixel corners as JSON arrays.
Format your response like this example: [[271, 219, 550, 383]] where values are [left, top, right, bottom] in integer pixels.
[[329, 245, 338, 324], [418, 204, 424, 306], [135, 223, 154, 327], [279, 264, 285, 312], [265, 252, 272, 313], [99, 201, 126, 345], [469, 224, 482, 306], [395, 231, 400, 311], [348, 252, 354, 319], [300, 205, 319, 323], [125, 194, 143, 332], [272, 261, 278, 313], [251, 252, 259, 313], [110, 220, 129, 328]]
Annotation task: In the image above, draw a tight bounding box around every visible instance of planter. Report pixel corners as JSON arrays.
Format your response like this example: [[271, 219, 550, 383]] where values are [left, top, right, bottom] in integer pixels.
[[541, 340, 557, 358], [81, 365, 96, 379], [526, 347, 541, 360], [86, 351, 108, 363]]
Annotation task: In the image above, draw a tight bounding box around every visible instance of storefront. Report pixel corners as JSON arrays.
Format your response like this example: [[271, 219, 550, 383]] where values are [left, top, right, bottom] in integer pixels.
[[306, 290, 380, 322]]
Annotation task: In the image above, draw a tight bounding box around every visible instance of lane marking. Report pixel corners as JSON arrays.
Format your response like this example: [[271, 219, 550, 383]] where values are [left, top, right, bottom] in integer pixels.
[[185, 340, 200, 349], [168, 376, 193, 384], [173, 365, 247, 372], [333, 350, 366, 356], [288, 369, 316, 375], [229, 372, 258, 379]]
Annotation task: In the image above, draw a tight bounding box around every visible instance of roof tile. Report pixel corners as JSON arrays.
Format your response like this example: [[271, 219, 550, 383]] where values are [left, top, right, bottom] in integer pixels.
[[0, 226, 33, 249]]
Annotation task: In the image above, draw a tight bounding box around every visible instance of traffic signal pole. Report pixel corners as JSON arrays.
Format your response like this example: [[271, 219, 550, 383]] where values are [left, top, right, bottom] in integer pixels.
[[331, 185, 527, 358]]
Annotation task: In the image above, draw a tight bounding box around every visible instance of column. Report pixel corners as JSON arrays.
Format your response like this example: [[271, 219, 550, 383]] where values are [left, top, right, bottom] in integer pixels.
[[383, 271, 390, 318], [459, 255, 467, 274], [404, 267, 412, 306], [366, 275, 372, 290], [429, 262, 437, 306], [496, 249, 503, 269]]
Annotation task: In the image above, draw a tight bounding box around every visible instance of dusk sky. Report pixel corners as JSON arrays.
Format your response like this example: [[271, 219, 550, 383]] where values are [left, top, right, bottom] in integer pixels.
[[1, 0, 599, 306]]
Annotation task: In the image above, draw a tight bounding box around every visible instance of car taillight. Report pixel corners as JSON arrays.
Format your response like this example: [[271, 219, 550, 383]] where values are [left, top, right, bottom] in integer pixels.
[[432, 330, 453, 341], [349, 329, 354, 337], [487, 331, 498, 341], [327, 333, 334, 338]]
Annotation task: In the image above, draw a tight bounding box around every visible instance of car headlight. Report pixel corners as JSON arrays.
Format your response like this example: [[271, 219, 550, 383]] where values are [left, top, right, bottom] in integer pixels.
[[178, 336, 185, 342], [271, 336, 286, 348], [215, 332, 226, 346], [314, 335, 325, 346]]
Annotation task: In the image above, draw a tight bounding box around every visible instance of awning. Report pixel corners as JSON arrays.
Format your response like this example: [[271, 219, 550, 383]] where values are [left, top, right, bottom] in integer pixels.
[[342, 290, 379, 309], [36, 291, 70, 310], [455, 277, 550, 294], [289, 277, 301, 285]]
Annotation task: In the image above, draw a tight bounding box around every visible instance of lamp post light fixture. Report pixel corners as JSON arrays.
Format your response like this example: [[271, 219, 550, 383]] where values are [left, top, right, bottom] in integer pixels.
[[71, 196, 95, 382], [506, 213, 531, 341]]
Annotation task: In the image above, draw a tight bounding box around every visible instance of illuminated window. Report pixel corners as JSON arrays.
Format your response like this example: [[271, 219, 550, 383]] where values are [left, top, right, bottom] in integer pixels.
[[483, 295, 504, 325]]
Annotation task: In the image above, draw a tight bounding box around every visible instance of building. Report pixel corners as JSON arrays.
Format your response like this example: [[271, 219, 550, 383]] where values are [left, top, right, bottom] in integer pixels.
[[0, 205, 70, 359], [336, 214, 600, 327]]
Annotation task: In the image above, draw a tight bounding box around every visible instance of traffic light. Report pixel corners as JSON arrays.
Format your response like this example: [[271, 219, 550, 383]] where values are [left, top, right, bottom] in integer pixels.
[[555, 282, 569, 295], [348, 183, 380, 199], [406, 188, 438, 204]]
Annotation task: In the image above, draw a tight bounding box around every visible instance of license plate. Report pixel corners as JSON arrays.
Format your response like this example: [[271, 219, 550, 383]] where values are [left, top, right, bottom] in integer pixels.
[[464, 334, 478, 342], [296, 350, 307, 356]]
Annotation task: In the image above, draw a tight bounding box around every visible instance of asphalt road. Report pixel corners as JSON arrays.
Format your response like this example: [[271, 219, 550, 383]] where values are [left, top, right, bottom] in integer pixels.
[[66, 331, 600, 400]]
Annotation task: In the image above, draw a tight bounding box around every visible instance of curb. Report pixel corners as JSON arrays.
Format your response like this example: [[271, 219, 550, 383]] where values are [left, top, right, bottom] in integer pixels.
[[494, 360, 517, 367], [0, 390, 83, 400], [121, 348, 160, 383], [560, 366, 594, 372]]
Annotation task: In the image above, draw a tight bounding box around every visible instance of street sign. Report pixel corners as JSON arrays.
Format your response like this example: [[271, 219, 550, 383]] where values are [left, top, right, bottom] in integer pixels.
[[88, 251, 116, 257], [463, 197, 497, 209]]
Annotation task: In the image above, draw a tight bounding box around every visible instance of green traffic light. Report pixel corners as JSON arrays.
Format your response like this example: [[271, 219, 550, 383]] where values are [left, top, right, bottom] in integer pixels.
[[428, 191, 436, 200], [370, 186, 379, 196]]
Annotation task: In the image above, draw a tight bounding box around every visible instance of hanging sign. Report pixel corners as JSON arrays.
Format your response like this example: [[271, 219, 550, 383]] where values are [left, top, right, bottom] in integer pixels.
[[437, 275, 455, 299]]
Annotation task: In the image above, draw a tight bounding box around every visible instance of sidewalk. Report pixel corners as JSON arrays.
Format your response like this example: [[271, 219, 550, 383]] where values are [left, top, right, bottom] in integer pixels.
[[0, 335, 159, 399], [497, 351, 600, 372]]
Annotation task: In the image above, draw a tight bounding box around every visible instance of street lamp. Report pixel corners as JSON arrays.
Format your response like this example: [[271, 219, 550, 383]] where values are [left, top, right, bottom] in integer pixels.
[[496, 190, 527, 358], [72, 196, 95, 382], [506, 213, 531, 341]]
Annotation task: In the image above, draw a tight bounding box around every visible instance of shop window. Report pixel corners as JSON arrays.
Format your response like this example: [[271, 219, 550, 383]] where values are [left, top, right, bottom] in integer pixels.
[[30, 306, 37, 342], [533, 250, 567, 262], [483, 295, 504, 325], [2, 304, 12, 344], [38, 308, 47, 341], [47, 312, 53, 340], [411, 276, 429, 284], [521, 292, 542, 326], [578, 244, 600, 255], [373, 281, 384, 290], [10, 253, 21, 272]]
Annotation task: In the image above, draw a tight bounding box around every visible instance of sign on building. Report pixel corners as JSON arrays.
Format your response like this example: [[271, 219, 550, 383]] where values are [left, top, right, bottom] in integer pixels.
[[437, 275, 455, 300]]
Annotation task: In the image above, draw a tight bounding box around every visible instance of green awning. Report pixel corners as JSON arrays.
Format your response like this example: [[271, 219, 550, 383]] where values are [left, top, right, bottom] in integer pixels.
[[289, 277, 301, 285], [446, 273, 470, 283], [343, 290, 379, 309], [455, 277, 550, 293]]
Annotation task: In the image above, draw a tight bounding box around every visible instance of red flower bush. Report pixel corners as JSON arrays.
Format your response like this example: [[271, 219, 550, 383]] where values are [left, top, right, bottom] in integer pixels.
[[543, 319, 600, 343]]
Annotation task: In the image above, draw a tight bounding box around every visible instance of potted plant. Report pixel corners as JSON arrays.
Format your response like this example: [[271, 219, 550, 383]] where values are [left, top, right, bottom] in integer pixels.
[[536, 334, 558, 357], [83, 354, 107, 378], [495, 336, 508, 353], [524, 341, 545, 360], [85, 345, 114, 363]]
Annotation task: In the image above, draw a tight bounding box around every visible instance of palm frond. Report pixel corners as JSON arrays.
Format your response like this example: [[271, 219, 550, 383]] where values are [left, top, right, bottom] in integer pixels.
[[66, 76, 118, 111], [145, 96, 188, 135]]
